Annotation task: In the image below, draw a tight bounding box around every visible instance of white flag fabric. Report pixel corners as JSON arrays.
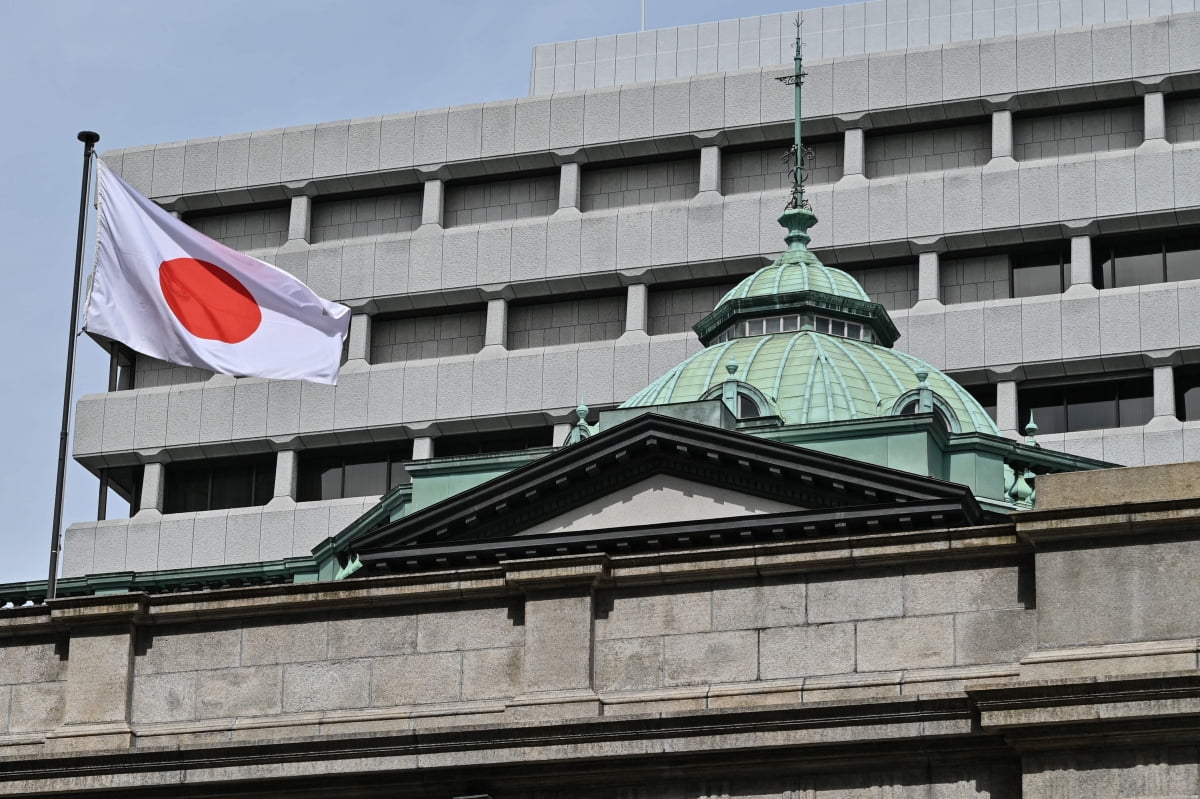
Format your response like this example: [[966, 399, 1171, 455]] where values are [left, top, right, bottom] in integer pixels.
[[84, 160, 351, 385]]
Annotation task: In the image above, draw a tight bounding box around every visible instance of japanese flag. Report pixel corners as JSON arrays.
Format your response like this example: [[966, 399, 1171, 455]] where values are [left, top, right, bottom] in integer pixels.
[[84, 160, 350, 385]]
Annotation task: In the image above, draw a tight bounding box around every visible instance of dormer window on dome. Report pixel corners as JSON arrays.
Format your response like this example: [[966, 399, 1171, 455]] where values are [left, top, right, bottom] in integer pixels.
[[710, 312, 876, 345]]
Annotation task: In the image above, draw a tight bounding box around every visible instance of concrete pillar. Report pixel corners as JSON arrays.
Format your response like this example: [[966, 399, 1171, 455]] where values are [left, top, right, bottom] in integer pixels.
[[992, 110, 1014, 159], [1069, 235, 1093, 288], [1144, 92, 1166, 141], [625, 283, 649, 333], [48, 596, 145, 750], [997, 380, 1019, 435], [558, 162, 581, 210], [843, 128, 865, 176], [287, 194, 311, 242], [138, 463, 164, 514], [916, 252, 941, 304], [505, 555, 605, 718], [413, 436, 434, 460], [421, 178, 444, 226], [347, 313, 371, 361], [485, 298, 509, 347], [699, 145, 722, 193], [1153, 365, 1176, 418], [273, 449, 298, 500], [553, 422, 573, 447]]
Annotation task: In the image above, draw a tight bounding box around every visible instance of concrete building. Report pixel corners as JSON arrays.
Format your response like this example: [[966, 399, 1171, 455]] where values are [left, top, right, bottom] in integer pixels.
[[1, 3, 1200, 794], [47, 3, 1200, 579]]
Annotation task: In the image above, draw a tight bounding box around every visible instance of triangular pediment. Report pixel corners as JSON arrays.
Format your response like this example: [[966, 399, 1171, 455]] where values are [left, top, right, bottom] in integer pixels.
[[348, 413, 997, 574], [517, 474, 803, 538]]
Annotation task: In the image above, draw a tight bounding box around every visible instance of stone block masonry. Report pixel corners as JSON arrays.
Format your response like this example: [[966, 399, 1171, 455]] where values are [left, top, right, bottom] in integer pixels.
[[187, 206, 288, 251], [1013, 102, 1144, 161], [445, 173, 558, 227], [865, 121, 991, 179], [580, 156, 699, 212], [370, 307, 486, 363], [310, 189, 422, 243]]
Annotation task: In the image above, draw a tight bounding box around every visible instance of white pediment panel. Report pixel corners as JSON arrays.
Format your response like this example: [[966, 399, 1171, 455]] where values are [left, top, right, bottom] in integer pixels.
[[517, 474, 801, 538]]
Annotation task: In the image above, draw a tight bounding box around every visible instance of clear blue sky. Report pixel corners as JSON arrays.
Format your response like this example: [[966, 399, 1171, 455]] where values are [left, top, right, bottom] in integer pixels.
[[0, 0, 823, 584]]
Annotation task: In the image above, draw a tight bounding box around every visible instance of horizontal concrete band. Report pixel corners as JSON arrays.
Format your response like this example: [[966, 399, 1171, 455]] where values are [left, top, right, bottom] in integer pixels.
[[73, 270, 1200, 462], [100, 15, 1200, 203], [107, 141, 1200, 312]]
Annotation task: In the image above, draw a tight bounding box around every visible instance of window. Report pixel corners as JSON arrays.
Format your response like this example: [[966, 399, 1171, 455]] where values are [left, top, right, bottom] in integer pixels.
[[898, 399, 954, 431], [1018, 377, 1153, 435], [97, 464, 143, 520], [436, 427, 554, 458], [164, 456, 275, 513], [1011, 248, 1070, 298], [1175, 366, 1200, 421], [712, 313, 872, 344], [297, 442, 414, 502], [963, 384, 998, 423], [1094, 232, 1200, 289], [737, 393, 761, 418]]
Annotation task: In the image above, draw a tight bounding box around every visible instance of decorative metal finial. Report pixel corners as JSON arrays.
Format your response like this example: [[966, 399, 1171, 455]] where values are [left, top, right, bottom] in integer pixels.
[[915, 371, 929, 385], [564, 403, 596, 447], [1024, 411, 1039, 447], [726, 360, 739, 376], [773, 16, 819, 255], [775, 16, 809, 214]]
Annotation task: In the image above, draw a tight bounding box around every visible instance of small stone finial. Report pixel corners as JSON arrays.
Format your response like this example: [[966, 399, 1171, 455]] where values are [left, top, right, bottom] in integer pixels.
[[725, 360, 739, 376]]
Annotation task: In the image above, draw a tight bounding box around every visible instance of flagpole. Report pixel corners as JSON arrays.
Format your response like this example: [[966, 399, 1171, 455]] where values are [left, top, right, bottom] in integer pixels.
[[47, 131, 100, 601]]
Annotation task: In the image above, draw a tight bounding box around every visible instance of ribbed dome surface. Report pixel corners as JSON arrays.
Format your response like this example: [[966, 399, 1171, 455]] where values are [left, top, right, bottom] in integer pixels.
[[622, 332, 1000, 435], [718, 259, 871, 307]]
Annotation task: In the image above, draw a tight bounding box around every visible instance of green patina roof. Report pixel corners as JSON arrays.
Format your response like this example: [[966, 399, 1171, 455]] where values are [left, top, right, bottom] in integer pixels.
[[717, 255, 870, 307], [623, 332, 1001, 436]]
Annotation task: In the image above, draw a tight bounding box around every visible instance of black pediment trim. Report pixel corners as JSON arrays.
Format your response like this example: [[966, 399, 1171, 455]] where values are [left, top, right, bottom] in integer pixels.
[[348, 414, 990, 563], [358, 499, 981, 573]]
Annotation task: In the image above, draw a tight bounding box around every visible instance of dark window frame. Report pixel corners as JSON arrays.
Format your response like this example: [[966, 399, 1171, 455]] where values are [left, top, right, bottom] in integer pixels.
[[1017, 375, 1154, 435], [1092, 231, 1200, 289], [1010, 247, 1071, 298], [297, 442, 415, 502], [163, 455, 276, 514]]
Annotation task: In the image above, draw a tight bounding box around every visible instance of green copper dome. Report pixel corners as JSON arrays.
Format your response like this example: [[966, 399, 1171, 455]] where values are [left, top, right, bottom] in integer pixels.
[[623, 333, 1001, 435], [718, 256, 870, 306]]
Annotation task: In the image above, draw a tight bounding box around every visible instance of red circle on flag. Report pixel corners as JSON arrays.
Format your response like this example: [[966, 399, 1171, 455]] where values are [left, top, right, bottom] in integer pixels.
[[159, 258, 262, 344]]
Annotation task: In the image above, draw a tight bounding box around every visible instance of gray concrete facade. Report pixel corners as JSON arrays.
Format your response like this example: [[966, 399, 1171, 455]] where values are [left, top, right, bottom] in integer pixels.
[[68, 10, 1200, 575]]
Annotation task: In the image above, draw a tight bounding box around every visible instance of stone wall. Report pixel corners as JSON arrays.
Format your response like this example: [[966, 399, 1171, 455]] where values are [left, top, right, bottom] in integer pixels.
[[444, 173, 558, 227], [187, 206, 289, 252], [580, 156, 699, 211], [941, 253, 1011, 304], [646, 281, 741, 336], [1166, 94, 1200, 143], [845, 262, 917, 310], [133, 355, 213, 389], [6, 468, 1200, 792], [131, 601, 522, 725], [721, 139, 843, 195], [0, 638, 65, 740], [864, 121, 990, 178], [507, 294, 626, 349], [1013, 102, 1144, 160], [593, 562, 1031, 694], [310, 189, 422, 243], [371, 307, 487, 363]]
